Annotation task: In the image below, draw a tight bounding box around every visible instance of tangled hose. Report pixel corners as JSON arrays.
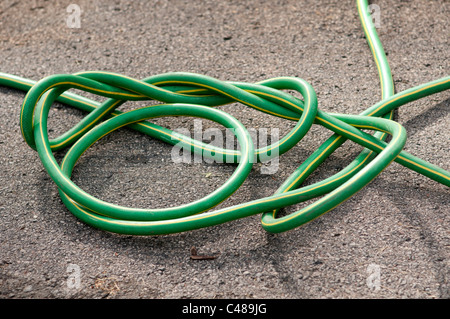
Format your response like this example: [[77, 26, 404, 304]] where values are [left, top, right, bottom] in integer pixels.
[[0, 0, 448, 235]]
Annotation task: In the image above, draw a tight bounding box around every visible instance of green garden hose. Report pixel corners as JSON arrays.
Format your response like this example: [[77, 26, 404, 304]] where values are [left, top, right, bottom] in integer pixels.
[[0, 0, 448, 235]]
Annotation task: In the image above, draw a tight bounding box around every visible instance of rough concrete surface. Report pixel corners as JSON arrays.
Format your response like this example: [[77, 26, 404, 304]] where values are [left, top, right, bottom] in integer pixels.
[[0, 0, 448, 300]]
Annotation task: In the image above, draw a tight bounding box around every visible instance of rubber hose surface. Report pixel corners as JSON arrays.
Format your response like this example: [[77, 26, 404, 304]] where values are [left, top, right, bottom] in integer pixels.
[[0, 0, 448, 235]]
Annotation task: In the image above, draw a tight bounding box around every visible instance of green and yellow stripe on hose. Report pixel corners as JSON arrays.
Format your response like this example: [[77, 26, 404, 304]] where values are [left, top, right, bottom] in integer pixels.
[[0, 0, 448, 235]]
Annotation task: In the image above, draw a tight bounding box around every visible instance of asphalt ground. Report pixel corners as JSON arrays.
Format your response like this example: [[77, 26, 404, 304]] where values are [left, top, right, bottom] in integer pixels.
[[0, 0, 448, 299]]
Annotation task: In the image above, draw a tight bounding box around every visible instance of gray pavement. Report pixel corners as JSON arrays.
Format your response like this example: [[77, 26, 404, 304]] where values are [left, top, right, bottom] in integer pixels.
[[0, 0, 449, 299]]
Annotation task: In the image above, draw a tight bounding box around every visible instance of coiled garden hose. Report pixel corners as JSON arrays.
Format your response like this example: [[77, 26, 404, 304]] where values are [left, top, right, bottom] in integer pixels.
[[0, 0, 448, 235]]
